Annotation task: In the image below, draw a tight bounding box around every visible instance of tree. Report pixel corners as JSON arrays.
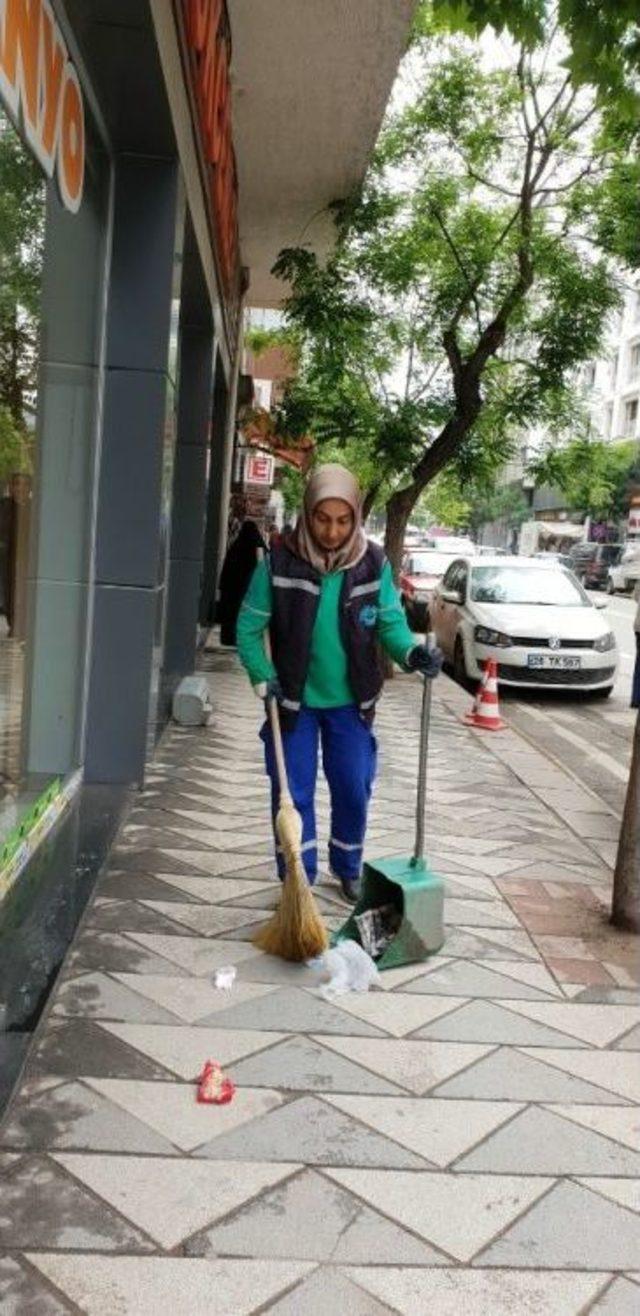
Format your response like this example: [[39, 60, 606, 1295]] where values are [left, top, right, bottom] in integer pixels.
[[531, 437, 640, 523], [0, 113, 45, 428], [0, 405, 31, 483], [273, 16, 621, 573]]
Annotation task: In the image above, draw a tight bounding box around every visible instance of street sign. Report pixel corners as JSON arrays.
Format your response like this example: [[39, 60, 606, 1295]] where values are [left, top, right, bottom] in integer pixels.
[[244, 452, 274, 486]]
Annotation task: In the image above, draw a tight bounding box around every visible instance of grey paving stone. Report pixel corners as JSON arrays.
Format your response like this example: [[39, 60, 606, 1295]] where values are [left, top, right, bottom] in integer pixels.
[[0, 1080, 177, 1154], [31, 1019, 176, 1081], [265, 1266, 397, 1315], [228, 1036, 402, 1095], [208, 987, 385, 1037], [615, 1025, 640, 1050], [52, 972, 181, 1023], [0, 1256, 71, 1315], [98, 870, 201, 902], [196, 1095, 427, 1167], [0, 1156, 153, 1252], [86, 899, 195, 935], [478, 1180, 640, 1271], [591, 1278, 640, 1314], [458, 1105, 640, 1176], [430, 929, 535, 962], [415, 1000, 588, 1047], [67, 931, 190, 975], [403, 959, 557, 1000], [434, 1047, 626, 1103], [188, 1167, 445, 1264]]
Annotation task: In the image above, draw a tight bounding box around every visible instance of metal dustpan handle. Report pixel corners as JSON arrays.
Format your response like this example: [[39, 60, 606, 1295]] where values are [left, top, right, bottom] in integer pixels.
[[411, 637, 435, 866]]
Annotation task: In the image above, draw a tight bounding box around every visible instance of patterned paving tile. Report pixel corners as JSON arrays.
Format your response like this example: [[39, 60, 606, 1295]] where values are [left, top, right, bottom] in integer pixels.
[[330, 991, 465, 1038], [590, 1277, 640, 1314], [188, 1167, 446, 1264], [402, 958, 559, 1000], [1, 1080, 177, 1154], [99, 1022, 285, 1079], [123, 933, 262, 977], [195, 1095, 427, 1167], [54, 1154, 299, 1250], [67, 931, 192, 976], [0, 1156, 153, 1252], [326, 1168, 551, 1262], [493, 1001, 640, 1048], [324, 1095, 524, 1167], [207, 986, 389, 1037], [0, 1256, 71, 1315], [546, 1104, 640, 1151], [433, 1048, 627, 1103], [414, 1000, 591, 1047], [111, 975, 275, 1024], [83, 1079, 283, 1152], [578, 1178, 640, 1214], [316, 1035, 496, 1095], [25, 1255, 314, 1316], [138, 901, 265, 937], [346, 1266, 609, 1315], [478, 1180, 640, 1270], [31, 1018, 177, 1081], [457, 1105, 640, 1176], [229, 1035, 403, 1095], [519, 1049, 640, 1103], [265, 1267, 397, 1315]]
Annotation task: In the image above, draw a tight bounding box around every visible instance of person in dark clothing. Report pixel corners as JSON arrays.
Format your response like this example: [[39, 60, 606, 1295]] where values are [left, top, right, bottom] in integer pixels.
[[218, 519, 266, 647]]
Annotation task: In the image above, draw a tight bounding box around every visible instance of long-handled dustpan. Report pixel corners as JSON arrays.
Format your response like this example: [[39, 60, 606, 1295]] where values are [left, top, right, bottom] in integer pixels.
[[253, 696, 328, 962], [334, 672, 444, 969]]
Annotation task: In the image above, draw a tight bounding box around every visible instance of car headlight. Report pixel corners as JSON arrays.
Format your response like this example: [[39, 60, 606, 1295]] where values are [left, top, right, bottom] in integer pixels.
[[594, 631, 616, 652], [474, 625, 512, 648]]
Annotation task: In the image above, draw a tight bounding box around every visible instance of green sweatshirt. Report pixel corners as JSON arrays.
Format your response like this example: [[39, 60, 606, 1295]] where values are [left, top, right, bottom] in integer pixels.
[[236, 557, 417, 707]]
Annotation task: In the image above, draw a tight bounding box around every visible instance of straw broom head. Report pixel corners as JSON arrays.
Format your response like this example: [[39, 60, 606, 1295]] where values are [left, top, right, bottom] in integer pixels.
[[253, 798, 329, 962]]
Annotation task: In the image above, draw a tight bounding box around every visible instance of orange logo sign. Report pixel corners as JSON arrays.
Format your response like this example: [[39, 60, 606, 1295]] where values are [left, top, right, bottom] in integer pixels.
[[0, 0, 85, 213], [183, 0, 239, 293]]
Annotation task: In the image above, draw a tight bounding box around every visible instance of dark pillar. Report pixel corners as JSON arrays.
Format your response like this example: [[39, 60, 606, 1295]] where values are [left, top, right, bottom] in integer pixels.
[[199, 359, 229, 626], [84, 156, 180, 785], [163, 324, 214, 685]]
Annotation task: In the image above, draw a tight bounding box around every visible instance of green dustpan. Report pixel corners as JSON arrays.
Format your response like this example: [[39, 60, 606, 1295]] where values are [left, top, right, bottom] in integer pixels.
[[333, 674, 445, 970]]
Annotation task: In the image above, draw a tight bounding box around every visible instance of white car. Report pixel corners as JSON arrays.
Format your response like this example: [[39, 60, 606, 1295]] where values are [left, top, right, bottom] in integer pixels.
[[431, 555, 619, 695], [607, 545, 640, 595]]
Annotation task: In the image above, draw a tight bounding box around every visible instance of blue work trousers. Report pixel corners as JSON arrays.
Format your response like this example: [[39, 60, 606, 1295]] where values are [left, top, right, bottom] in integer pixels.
[[261, 705, 377, 883]]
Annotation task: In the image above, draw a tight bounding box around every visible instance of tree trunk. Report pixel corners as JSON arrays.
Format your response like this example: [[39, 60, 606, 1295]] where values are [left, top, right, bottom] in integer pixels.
[[384, 486, 416, 579], [611, 709, 640, 933], [362, 482, 381, 521]]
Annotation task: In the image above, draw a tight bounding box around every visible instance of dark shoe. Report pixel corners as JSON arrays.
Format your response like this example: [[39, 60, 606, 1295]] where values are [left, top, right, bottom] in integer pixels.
[[338, 877, 360, 905]]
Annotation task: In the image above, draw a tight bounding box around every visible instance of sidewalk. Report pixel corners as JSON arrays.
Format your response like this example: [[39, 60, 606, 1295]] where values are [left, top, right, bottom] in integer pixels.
[[1, 654, 639, 1315]]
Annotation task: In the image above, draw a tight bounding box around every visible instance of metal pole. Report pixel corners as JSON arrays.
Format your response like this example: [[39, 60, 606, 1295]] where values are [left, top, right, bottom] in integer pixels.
[[411, 675, 432, 866]]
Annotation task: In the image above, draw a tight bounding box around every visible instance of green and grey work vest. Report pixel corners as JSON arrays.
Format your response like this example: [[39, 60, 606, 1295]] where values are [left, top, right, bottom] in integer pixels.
[[269, 540, 386, 729]]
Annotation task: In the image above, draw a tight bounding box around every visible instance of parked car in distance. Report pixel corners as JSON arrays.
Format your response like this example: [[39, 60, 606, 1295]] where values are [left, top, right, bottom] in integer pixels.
[[399, 549, 460, 630], [568, 541, 623, 590], [422, 535, 477, 555], [606, 543, 640, 594], [430, 555, 618, 696], [533, 550, 573, 570]]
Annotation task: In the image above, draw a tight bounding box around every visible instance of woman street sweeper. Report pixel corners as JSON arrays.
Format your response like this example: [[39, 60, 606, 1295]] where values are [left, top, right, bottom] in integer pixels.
[[236, 463, 442, 904]]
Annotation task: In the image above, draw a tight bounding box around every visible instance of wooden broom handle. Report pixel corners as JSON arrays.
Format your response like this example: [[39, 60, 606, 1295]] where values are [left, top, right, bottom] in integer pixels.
[[268, 695, 293, 808], [256, 547, 293, 808]]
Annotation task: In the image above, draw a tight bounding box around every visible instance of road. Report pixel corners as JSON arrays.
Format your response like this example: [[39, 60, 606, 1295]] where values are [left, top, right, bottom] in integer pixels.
[[496, 591, 637, 827]]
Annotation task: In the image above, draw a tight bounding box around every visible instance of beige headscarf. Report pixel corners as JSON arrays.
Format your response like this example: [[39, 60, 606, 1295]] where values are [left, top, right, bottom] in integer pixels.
[[292, 463, 368, 574]]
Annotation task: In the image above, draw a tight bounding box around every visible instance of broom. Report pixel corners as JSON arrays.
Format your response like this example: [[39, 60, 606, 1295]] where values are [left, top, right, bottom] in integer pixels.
[[253, 694, 329, 961]]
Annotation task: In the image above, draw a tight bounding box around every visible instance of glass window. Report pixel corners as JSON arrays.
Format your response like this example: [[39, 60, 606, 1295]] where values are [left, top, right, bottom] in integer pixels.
[[630, 344, 640, 379], [470, 565, 590, 607], [625, 398, 639, 430]]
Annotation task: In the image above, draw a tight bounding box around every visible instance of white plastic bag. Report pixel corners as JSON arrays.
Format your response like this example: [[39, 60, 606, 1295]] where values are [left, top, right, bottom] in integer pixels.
[[317, 940, 380, 999]]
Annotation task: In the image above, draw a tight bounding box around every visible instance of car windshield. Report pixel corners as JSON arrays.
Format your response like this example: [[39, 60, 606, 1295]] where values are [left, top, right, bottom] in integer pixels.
[[470, 565, 589, 607], [408, 553, 454, 575], [600, 545, 622, 564]]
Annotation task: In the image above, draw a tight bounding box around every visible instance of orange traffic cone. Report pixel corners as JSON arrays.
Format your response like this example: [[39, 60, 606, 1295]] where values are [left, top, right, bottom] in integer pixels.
[[464, 658, 506, 731]]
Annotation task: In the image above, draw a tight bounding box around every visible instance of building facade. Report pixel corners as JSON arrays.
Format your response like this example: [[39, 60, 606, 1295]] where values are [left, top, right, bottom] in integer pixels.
[[0, 0, 417, 1092]]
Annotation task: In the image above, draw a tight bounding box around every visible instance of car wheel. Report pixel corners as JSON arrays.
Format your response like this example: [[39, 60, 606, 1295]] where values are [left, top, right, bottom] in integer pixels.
[[453, 636, 468, 685]]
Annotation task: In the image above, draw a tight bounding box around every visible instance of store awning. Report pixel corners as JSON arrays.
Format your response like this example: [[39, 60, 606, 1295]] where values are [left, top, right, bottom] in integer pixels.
[[229, 0, 418, 306]]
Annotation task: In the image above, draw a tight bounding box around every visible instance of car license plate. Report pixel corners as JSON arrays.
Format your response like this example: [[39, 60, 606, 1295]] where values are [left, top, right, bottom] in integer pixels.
[[527, 654, 581, 670]]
